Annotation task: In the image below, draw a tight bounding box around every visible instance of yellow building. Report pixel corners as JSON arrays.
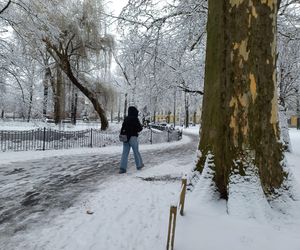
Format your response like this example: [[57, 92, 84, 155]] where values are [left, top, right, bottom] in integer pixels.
[[289, 115, 299, 128], [153, 109, 201, 125]]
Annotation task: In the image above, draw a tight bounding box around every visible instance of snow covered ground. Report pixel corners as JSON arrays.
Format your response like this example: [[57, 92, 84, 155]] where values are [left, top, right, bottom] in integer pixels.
[[0, 120, 121, 132], [176, 128, 300, 250], [0, 127, 196, 250], [1, 126, 300, 250]]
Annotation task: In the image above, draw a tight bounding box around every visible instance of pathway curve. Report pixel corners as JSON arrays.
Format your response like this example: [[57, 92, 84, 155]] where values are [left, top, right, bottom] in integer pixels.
[[0, 133, 199, 248]]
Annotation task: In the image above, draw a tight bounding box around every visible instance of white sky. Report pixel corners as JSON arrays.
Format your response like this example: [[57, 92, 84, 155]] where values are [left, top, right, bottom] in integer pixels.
[[104, 0, 129, 16]]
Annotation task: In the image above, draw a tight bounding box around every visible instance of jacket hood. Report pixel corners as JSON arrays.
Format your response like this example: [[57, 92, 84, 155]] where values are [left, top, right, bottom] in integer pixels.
[[128, 106, 138, 117]]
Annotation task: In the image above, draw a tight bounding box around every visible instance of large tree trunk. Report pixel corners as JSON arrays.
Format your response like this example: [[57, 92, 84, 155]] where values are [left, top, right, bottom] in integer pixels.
[[196, 0, 286, 198]]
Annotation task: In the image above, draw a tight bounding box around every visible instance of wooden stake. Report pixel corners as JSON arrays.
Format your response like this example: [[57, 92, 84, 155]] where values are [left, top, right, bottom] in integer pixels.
[[179, 178, 187, 216], [166, 205, 177, 250]]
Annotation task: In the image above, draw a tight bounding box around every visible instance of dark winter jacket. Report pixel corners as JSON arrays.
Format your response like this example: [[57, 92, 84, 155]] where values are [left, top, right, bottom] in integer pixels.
[[120, 106, 143, 141]]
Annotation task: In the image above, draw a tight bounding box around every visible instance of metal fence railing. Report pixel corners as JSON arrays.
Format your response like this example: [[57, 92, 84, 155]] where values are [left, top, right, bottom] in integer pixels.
[[0, 128, 182, 152]]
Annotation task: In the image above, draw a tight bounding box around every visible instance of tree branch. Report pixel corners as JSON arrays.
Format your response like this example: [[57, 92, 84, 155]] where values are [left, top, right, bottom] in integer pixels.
[[190, 32, 205, 51], [178, 85, 204, 95], [0, 0, 11, 15], [112, 51, 132, 86]]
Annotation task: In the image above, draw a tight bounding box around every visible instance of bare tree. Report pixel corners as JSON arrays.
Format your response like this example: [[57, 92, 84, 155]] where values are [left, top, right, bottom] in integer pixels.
[[115, 0, 207, 118]]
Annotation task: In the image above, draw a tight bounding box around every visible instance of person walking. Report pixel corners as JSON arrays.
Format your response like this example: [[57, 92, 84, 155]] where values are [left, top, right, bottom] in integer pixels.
[[119, 106, 144, 174]]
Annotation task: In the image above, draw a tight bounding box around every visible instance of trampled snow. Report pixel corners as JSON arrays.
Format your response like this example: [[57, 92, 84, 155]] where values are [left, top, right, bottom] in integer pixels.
[[1, 125, 300, 250]]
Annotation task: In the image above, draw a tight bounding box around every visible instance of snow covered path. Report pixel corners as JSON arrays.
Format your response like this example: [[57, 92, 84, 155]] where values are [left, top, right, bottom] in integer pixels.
[[0, 133, 198, 250]]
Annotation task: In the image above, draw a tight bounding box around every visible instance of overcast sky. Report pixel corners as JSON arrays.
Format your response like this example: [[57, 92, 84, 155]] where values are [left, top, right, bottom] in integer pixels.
[[104, 0, 128, 16]]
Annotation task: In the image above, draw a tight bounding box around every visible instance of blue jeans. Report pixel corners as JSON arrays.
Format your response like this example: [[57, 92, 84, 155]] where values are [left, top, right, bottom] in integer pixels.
[[120, 136, 143, 170]]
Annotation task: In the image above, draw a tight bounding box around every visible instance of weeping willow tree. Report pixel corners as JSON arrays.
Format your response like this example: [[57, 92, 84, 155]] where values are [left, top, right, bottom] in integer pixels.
[[196, 0, 287, 199], [3, 0, 113, 129], [41, 0, 113, 130]]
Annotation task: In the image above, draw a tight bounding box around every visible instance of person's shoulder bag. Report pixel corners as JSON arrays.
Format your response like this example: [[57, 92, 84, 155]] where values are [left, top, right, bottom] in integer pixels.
[[119, 134, 128, 142]]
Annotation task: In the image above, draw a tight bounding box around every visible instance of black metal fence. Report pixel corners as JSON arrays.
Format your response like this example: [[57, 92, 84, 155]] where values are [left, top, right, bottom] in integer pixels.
[[0, 128, 182, 152]]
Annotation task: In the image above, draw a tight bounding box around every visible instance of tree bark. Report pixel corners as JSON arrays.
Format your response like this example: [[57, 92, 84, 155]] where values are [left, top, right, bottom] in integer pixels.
[[54, 66, 63, 125], [123, 93, 128, 119], [118, 94, 121, 123], [43, 67, 50, 117], [71, 88, 78, 125], [26, 83, 33, 122], [173, 90, 176, 127], [193, 111, 197, 125], [196, 0, 286, 198], [184, 91, 189, 128]]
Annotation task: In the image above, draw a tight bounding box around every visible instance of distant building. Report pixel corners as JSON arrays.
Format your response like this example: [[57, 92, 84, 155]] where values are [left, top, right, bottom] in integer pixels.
[[153, 107, 201, 125], [288, 115, 299, 128]]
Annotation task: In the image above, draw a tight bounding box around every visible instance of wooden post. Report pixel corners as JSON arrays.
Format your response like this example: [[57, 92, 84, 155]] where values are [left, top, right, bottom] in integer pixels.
[[179, 178, 187, 216], [42, 127, 46, 151], [90, 128, 93, 147], [166, 205, 177, 250]]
